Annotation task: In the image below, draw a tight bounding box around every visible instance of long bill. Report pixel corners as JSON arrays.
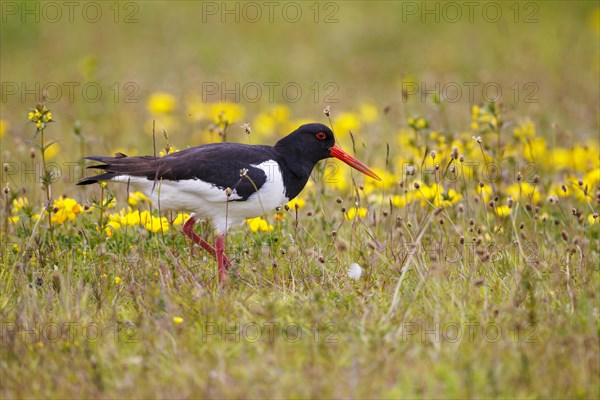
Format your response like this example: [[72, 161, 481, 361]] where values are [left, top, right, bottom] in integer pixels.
[[329, 144, 381, 181]]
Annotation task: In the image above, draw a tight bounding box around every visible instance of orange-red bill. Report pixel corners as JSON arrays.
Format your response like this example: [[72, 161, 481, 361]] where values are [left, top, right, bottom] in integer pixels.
[[329, 144, 381, 181]]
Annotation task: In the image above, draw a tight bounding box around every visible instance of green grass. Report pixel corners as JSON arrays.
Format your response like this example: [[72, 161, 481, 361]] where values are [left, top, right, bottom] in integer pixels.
[[1, 2, 599, 399]]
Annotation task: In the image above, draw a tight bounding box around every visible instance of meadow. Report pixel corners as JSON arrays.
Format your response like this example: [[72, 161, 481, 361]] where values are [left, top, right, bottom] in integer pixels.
[[1, 2, 599, 398]]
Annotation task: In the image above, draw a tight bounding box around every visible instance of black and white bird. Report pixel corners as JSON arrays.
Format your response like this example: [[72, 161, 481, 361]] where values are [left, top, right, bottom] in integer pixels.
[[78, 123, 381, 283]]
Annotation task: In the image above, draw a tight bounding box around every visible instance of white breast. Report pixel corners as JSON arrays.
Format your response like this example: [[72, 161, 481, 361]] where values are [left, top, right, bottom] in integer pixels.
[[112, 160, 289, 233]]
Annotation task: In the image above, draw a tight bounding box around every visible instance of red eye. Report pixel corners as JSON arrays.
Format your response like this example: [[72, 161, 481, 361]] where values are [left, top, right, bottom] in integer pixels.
[[316, 132, 326, 140]]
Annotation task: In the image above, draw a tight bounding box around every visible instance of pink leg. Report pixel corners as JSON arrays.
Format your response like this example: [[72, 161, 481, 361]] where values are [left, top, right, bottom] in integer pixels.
[[182, 216, 216, 256], [183, 216, 230, 283], [215, 234, 229, 284]]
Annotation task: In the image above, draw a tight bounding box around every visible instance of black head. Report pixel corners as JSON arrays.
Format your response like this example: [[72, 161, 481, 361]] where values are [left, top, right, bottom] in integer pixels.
[[275, 123, 381, 181], [275, 123, 336, 164]]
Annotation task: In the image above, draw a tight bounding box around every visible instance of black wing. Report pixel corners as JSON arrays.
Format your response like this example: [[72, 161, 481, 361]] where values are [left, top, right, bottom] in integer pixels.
[[77, 143, 277, 200]]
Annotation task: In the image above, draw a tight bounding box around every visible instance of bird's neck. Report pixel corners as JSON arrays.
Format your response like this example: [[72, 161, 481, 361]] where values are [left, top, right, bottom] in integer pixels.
[[273, 141, 322, 199]]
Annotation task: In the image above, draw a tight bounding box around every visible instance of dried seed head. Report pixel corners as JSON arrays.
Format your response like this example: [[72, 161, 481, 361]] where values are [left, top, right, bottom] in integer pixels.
[[578, 180, 583, 186], [30, 148, 36, 158], [435, 163, 440, 170], [533, 175, 540, 184], [225, 187, 233, 197], [323, 106, 331, 117], [3, 185, 9, 194], [414, 182, 421, 189], [336, 197, 343, 204], [549, 194, 559, 204], [241, 123, 251, 134], [458, 204, 464, 213], [488, 201, 495, 208], [318, 255, 325, 263], [459, 154, 465, 163], [438, 218, 444, 225], [430, 150, 436, 160], [519, 222, 525, 230], [331, 230, 337, 237], [479, 181, 484, 188], [405, 165, 416, 176], [449, 165, 456, 173], [561, 231, 568, 242], [507, 196, 514, 208], [517, 172, 522, 182], [451, 146, 459, 160], [561, 185, 567, 193]]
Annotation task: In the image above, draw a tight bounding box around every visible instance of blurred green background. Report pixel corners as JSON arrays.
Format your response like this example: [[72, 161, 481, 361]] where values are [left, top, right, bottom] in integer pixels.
[[1, 1, 598, 156]]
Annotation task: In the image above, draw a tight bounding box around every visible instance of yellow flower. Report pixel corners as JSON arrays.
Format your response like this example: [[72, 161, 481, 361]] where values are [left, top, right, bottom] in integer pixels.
[[51, 196, 82, 224], [323, 160, 350, 192], [147, 92, 177, 114], [44, 143, 61, 160], [246, 217, 274, 232], [334, 112, 361, 138], [114, 276, 121, 284], [513, 120, 536, 140], [287, 198, 306, 210], [128, 191, 151, 207], [391, 193, 415, 208], [471, 105, 480, 119], [475, 184, 493, 202], [12, 197, 29, 213], [105, 220, 121, 236], [363, 168, 395, 194], [210, 102, 245, 125], [172, 316, 184, 324], [495, 205, 511, 217], [186, 96, 206, 122], [140, 211, 169, 233], [0, 119, 8, 138], [345, 207, 368, 220], [416, 118, 427, 129], [122, 210, 141, 226], [433, 188, 462, 208], [583, 168, 600, 189], [506, 182, 541, 204], [8, 216, 20, 223], [172, 213, 190, 226], [359, 103, 379, 123], [252, 112, 276, 136]]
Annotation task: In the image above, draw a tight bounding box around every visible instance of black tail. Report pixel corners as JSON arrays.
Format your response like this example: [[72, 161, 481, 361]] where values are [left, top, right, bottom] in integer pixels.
[[77, 153, 160, 185]]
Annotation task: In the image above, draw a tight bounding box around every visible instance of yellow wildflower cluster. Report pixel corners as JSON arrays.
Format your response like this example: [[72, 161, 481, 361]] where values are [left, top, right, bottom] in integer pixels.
[[470, 104, 498, 131], [27, 104, 53, 130], [127, 191, 151, 207], [51, 196, 82, 224], [246, 217, 274, 232], [104, 209, 178, 236]]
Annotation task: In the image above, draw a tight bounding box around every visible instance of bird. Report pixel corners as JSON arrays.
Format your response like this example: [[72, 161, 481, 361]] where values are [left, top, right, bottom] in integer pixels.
[[78, 123, 381, 284]]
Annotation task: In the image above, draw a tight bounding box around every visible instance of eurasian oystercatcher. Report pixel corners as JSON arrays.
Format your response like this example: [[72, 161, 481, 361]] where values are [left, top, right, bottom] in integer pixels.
[[78, 123, 381, 283]]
